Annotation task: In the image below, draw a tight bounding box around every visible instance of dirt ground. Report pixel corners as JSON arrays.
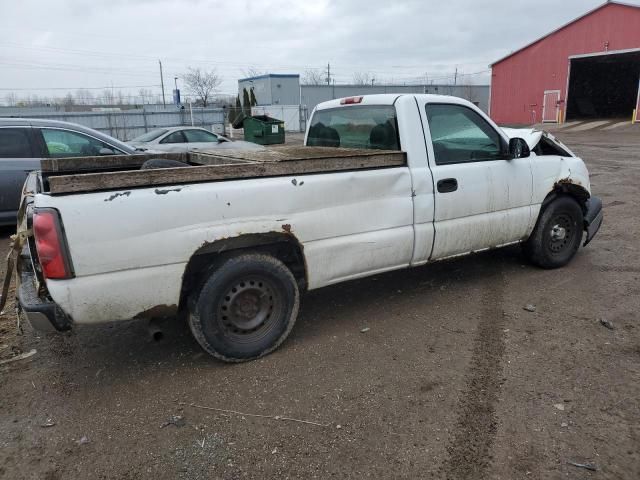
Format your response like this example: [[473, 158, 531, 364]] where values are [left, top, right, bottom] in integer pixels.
[[1, 128, 638, 480]]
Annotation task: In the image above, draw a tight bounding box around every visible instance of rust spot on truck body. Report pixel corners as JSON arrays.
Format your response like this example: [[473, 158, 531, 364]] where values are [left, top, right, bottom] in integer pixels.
[[185, 231, 308, 294], [155, 188, 182, 195], [554, 176, 583, 188], [104, 191, 131, 202], [134, 304, 178, 319]]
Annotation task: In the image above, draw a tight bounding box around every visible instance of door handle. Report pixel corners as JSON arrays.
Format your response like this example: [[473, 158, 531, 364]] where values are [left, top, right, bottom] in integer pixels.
[[437, 178, 458, 193]]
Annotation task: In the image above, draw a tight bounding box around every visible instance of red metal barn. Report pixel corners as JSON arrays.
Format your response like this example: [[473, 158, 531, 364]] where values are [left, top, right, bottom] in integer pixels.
[[490, 1, 640, 125]]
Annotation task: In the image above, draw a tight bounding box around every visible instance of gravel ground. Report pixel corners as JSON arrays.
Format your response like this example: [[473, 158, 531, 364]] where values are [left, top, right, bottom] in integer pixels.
[[0, 129, 638, 479]]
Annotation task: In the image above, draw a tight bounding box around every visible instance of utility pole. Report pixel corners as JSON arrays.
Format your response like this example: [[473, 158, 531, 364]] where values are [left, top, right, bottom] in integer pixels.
[[454, 67, 458, 86], [326, 63, 331, 86], [159, 60, 166, 107]]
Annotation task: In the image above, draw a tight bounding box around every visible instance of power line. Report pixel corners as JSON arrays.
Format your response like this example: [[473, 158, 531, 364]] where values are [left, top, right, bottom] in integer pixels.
[[0, 42, 493, 77], [0, 61, 159, 78], [0, 84, 161, 91]]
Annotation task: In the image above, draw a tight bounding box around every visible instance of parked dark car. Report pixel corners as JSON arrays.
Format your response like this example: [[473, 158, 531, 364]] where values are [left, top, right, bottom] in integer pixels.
[[0, 118, 136, 226]]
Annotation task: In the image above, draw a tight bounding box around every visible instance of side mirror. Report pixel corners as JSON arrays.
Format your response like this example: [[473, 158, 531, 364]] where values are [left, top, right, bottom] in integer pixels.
[[99, 147, 115, 155], [508, 138, 530, 159]]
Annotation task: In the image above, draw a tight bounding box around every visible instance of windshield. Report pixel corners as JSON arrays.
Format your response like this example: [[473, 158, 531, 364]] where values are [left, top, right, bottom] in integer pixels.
[[307, 105, 400, 150], [131, 129, 168, 143]]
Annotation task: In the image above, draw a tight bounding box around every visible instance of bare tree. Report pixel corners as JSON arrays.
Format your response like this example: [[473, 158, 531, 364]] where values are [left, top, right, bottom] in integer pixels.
[[183, 67, 222, 107], [242, 66, 266, 78], [138, 88, 153, 104], [62, 93, 75, 107], [352, 71, 375, 86], [75, 89, 94, 105], [301, 69, 324, 85], [4, 92, 18, 106], [459, 76, 478, 105], [30, 94, 53, 107], [101, 89, 116, 105]]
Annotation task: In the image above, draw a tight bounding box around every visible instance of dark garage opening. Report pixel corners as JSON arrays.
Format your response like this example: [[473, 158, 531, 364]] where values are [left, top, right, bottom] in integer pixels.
[[566, 50, 640, 120]]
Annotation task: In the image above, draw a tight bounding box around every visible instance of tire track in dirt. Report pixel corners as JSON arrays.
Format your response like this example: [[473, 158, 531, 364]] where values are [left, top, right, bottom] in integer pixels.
[[440, 269, 507, 479]]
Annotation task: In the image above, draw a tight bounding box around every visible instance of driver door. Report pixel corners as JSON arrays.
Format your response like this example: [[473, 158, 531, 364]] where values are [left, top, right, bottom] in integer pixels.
[[422, 103, 533, 260]]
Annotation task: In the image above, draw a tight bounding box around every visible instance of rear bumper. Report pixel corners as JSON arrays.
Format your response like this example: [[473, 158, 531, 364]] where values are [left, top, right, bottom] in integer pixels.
[[17, 263, 72, 332], [583, 196, 603, 246]]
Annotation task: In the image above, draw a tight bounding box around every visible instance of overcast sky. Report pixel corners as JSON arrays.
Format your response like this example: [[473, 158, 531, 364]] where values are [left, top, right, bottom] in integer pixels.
[[0, 0, 635, 103]]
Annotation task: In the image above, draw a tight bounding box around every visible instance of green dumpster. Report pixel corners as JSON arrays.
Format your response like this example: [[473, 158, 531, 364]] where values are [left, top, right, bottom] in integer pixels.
[[243, 115, 285, 145]]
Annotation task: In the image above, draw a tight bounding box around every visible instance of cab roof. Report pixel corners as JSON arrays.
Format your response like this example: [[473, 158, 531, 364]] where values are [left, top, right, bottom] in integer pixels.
[[314, 93, 479, 110]]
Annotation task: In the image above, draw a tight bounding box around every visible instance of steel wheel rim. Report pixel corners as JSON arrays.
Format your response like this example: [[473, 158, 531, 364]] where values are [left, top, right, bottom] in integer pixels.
[[217, 274, 284, 343], [548, 213, 575, 254]]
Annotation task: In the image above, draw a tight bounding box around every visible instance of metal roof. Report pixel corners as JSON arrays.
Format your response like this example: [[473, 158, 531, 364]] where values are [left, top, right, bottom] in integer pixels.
[[490, 1, 640, 66], [238, 73, 300, 83]]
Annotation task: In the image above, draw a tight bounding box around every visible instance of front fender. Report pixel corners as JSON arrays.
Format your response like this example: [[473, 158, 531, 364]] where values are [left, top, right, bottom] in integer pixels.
[[532, 155, 592, 205]]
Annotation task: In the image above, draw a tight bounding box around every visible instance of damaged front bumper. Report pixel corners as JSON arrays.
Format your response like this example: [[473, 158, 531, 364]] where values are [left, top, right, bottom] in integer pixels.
[[583, 196, 603, 246]]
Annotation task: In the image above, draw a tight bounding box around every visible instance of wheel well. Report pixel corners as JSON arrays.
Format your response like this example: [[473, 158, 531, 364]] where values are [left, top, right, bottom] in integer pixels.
[[180, 233, 307, 310], [544, 182, 590, 213]]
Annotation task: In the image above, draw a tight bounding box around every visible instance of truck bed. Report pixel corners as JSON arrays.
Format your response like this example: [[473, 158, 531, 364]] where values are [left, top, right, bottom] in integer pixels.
[[40, 146, 406, 195]]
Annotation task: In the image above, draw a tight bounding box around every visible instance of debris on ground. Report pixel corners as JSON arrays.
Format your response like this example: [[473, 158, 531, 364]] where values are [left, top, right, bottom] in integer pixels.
[[553, 403, 565, 411], [41, 419, 56, 428], [599, 318, 614, 330], [161, 415, 186, 429], [181, 402, 330, 427], [0, 348, 36, 365], [76, 436, 90, 446], [523, 304, 536, 312], [568, 461, 597, 471], [360, 327, 370, 333]]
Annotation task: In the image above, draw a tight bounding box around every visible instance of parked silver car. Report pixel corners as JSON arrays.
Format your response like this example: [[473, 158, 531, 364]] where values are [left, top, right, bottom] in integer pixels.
[[128, 126, 263, 152], [0, 118, 136, 226]]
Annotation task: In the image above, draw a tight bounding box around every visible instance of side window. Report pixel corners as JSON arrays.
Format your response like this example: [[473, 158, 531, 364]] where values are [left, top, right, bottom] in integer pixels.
[[0, 128, 34, 158], [41, 129, 116, 157], [183, 129, 218, 143], [425, 104, 504, 165], [160, 131, 186, 144]]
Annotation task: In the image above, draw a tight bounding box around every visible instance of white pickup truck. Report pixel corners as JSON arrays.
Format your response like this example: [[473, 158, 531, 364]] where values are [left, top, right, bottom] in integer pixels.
[[10, 94, 602, 362]]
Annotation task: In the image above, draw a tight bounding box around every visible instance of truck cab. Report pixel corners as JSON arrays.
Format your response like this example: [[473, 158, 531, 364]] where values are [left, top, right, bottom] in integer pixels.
[[306, 94, 601, 262]]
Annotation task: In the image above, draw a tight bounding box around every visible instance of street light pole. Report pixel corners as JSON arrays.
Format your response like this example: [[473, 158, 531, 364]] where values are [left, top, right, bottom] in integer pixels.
[[158, 60, 166, 107]]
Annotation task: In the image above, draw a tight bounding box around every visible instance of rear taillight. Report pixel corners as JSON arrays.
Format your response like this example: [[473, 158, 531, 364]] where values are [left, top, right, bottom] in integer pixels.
[[340, 96, 363, 105], [33, 209, 73, 279]]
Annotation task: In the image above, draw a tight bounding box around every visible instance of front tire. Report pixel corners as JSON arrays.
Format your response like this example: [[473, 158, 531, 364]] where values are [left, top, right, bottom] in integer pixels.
[[188, 253, 300, 362], [524, 196, 584, 269]]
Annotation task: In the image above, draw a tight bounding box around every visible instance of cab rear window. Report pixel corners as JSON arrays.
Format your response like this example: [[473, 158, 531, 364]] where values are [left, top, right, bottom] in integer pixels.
[[307, 106, 400, 150]]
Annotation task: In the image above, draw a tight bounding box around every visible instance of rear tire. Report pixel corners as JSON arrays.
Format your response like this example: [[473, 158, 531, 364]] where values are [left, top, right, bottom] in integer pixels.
[[188, 253, 299, 362], [524, 196, 584, 269]]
